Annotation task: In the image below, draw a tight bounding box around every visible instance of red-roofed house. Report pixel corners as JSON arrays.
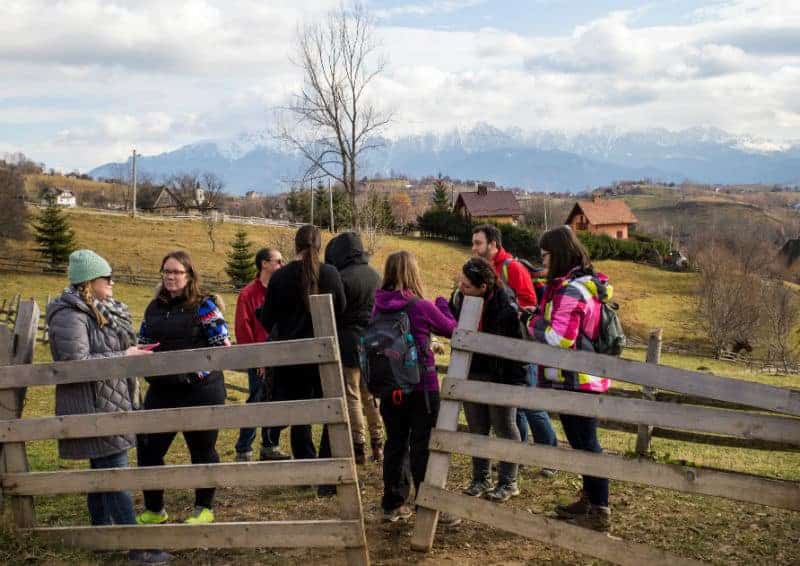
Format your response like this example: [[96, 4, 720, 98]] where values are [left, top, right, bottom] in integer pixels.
[[454, 184, 522, 225], [565, 197, 638, 239]]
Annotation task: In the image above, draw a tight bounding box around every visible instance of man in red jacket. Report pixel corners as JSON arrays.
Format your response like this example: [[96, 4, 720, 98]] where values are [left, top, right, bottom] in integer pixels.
[[471, 224, 537, 309], [234, 247, 290, 462], [471, 224, 558, 477]]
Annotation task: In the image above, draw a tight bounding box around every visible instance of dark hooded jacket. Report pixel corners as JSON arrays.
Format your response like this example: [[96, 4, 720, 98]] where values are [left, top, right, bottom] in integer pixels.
[[325, 232, 381, 367]]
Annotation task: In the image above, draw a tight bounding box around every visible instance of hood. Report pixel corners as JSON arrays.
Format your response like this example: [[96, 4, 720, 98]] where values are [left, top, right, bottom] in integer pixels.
[[324, 232, 367, 270], [374, 288, 415, 312], [46, 286, 91, 324]]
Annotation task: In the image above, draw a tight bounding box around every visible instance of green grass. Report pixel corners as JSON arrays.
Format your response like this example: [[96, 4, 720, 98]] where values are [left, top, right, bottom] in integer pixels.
[[1, 210, 799, 564]]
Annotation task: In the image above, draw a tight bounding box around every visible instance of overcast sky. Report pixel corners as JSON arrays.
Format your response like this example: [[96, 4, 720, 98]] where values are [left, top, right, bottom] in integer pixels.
[[1, 0, 799, 171]]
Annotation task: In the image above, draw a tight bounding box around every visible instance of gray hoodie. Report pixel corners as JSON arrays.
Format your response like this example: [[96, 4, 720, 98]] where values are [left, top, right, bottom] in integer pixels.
[[47, 289, 137, 460]]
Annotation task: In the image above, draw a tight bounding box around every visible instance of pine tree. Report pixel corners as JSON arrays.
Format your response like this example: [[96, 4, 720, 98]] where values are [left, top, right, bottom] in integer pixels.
[[431, 177, 451, 210], [33, 196, 76, 270], [225, 228, 257, 289]]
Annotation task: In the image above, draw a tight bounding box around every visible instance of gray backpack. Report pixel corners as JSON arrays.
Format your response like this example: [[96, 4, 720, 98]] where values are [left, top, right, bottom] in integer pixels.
[[358, 299, 421, 396]]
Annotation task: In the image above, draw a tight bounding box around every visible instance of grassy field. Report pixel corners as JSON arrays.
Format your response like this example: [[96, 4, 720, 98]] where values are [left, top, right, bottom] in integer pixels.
[[1, 209, 799, 565]]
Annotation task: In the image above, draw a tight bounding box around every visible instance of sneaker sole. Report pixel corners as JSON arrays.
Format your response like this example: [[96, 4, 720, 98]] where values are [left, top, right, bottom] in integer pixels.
[[382, 513, 413, 523]]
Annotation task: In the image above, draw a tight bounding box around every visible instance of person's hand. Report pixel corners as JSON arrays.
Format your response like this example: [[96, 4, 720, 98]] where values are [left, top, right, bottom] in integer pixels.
[[223, 338, 232, 347], [431, 338, 446, 355], [256, 367, 266, 379], [125, 346, 154, 356]]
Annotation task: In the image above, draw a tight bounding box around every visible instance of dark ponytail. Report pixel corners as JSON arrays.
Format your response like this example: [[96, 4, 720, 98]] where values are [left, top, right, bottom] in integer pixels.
[[295, 224, 322, 309]]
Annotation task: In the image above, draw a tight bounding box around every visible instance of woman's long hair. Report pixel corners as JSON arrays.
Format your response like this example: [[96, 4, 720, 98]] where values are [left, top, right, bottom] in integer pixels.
[[461, 256, 499, 296], [295, 224, 322, 309], [382, 251, 425, 298], [539, 226, 593, 282], [156, 250, 204, 306], [76, 283, 107, 327]]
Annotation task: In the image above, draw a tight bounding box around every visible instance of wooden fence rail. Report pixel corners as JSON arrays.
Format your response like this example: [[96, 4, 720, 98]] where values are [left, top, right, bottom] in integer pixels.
[[0, 295, 370, 565], [411, 296, 800, 565]]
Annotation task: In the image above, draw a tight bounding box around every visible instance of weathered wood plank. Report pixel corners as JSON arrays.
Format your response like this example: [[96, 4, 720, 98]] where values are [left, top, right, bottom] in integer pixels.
[[0, 398, 346, 442], [411, 296, 482, 552], [0, 338, 338, 388], [416, 484, 701, 566], [2, 459, 355, 496], [430, 430, 800, 511], [32, 520, 363, 550], [310, 294, 370, 566], [451, 329, 800, 416], [441, 379, 800, 446], [0, 302, 38, 528]]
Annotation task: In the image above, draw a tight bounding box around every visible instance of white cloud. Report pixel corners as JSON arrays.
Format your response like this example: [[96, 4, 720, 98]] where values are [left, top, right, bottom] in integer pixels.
[[1, 0, 800, 170]]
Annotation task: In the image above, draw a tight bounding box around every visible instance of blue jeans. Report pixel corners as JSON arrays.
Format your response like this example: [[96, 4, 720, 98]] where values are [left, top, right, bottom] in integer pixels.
[[235, 368, 283, 454], [87, 451, 136, 525], [560, 413, 608, 506], [516, 365, 558, 447]]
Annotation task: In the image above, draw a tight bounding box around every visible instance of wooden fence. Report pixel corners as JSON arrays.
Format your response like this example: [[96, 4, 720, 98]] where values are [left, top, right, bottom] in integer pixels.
[[0, 295, 370, 565], [410, 296, 800, 565]]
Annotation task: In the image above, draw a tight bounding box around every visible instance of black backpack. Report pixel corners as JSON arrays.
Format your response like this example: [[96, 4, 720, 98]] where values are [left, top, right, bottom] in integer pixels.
[[501, 257, 547, 304], [358, 299, 421, 396]]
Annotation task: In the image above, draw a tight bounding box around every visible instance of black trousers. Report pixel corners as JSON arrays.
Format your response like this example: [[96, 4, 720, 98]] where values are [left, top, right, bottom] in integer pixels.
[[138, 376, 226, 511], [379, 390, 440, 512], [273, 367, 329, 460]]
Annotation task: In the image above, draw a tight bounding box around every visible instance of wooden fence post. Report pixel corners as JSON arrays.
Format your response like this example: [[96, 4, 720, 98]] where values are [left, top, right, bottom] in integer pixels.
[[411, 296, 482, 552], [635, 328, 662, 456], [310, 294, 370, 566], [0, 300, 39, 527]]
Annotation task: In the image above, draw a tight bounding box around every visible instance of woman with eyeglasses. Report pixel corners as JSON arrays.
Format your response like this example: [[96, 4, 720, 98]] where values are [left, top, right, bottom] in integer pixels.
[[136, 250, 230, 526], [527, 226, 611, 531], [47, 250, 171, 564], [447, 256, 526, 503]]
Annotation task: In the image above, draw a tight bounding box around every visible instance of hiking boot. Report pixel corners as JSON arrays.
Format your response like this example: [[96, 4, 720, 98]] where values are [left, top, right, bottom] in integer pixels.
[[463, 479, 492, 497], [260, 446, 291, 461], [382, 505, 413, 523], [317, 484, 337, 497], [585, 505, 611, 532], [128, 550, 173, 564], [539, 468, 557, 479], [555, 496, 591, 520], [371, 440, 384, 464], [353, 443, 367, 465], [438, 512, 462, 527], [136, 509, 168, 525], [184, 507, 214, 524], [485, 482, 520, 502], [235, 450, 252, 462]]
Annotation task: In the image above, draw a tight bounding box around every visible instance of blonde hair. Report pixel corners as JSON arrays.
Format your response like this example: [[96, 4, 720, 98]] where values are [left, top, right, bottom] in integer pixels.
[[381, 251, 426, 298], [76, 283, 107, 327]]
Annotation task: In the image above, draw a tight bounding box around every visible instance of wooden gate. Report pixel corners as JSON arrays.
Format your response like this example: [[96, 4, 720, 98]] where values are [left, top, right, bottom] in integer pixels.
[[411, 296, 800, 565], [0, 294, 370, 565]]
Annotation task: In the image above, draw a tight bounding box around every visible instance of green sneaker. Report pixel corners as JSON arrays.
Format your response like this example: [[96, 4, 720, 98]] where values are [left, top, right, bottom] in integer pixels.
[[184, 506, 214, 524], [136, 509, 168, 525]]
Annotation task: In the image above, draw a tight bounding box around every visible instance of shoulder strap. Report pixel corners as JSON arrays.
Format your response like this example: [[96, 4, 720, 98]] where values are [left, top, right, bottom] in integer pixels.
[[501, 258, 512, 285]]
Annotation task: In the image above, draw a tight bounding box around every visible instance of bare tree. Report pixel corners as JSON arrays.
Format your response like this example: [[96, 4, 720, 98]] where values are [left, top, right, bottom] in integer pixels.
[[199, 173, 226, 252], [760, 279, 799, 372], [0, 165, 28, 250], [280, 2, 390, 229]]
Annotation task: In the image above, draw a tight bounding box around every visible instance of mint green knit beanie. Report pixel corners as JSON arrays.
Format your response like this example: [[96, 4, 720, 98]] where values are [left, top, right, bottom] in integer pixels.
[[68, 249, 112, 285]]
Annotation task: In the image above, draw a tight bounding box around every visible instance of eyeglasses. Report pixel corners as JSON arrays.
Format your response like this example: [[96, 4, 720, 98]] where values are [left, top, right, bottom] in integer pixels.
[[541, 251, 551, 258], [98, 275, 113, 284], [271, 258, 284, 265], [161, 269, 187, 277]]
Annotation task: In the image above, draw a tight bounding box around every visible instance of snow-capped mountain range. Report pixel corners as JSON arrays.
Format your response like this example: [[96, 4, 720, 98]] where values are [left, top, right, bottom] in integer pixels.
[[90, 124, 800, 194]]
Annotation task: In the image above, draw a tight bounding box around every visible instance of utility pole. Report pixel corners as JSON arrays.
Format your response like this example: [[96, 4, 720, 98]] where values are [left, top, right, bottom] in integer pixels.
[[309, 182, 314, 226], [543, 193, 549, 231], [131, 148, 137, 217], [328, 177, 334, 233]]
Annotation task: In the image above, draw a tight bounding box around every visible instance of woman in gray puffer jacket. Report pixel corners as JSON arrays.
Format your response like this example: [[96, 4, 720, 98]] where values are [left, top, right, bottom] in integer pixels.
[[47, 250, 171, 564]]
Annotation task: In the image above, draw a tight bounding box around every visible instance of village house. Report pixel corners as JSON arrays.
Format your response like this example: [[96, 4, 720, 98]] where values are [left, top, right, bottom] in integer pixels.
[[41, 188, 76, 208], [453, 183, 522, 225], [565, 197, 638, 239], [151, 186, 211, 215]]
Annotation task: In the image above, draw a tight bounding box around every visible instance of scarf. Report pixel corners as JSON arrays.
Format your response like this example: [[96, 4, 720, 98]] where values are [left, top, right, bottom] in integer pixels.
[[94, 297, 137, 349]]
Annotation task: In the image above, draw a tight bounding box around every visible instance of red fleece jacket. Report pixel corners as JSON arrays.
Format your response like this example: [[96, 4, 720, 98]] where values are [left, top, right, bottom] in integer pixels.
[[492, 247, 537, 309], [235, 278, 268, 344]]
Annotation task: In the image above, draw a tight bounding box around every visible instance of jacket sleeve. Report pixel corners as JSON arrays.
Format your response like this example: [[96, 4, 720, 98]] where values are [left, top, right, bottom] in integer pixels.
[[327, 267, 347, 318], [50, 310, 124, 362], [234, 291, 255, 345], [427, 297, 457, 338], [531, 285, 584, 348], [507, 261, 537, 309], [198, 297, 230, 346]]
